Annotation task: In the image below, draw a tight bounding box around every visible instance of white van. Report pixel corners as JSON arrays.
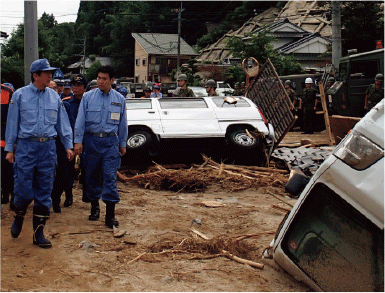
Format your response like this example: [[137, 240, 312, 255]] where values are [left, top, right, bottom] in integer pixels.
[[271, 99, 384, 291]]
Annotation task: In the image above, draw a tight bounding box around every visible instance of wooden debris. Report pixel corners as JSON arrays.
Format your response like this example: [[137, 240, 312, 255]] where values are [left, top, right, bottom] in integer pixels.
[[271, 204, 291, 212], [266, 191, 293, 207], [300, 139, 315, 147], [201, 200, 226, 208], [126, 155, 289, 193], [191, 228, 264, 270]]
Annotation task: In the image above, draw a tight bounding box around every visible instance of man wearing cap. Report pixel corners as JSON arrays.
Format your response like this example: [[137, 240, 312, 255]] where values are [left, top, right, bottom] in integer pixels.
[[87, 79, 98, 91], [141, 87, 152, 99], [5, 58, 74, 248], [364, 73, 384, 112], [53, 69, 65, 96], [240, 82, 246, 96], [74, 65, 128, 228], [150, 84, 163, 98], [175, 74, 195, 97], [233, 82, 242, 95], [205, 79, 218, 96], [116, 85, 128, 99], [324, 77, 335, 93], [51, 75, 88, 212], [301, 77, 318, 134], [61, 79, 73, 99]]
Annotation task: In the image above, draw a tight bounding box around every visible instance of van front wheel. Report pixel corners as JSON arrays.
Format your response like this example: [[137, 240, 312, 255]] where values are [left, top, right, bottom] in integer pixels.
[[127, 130, 152, 150]]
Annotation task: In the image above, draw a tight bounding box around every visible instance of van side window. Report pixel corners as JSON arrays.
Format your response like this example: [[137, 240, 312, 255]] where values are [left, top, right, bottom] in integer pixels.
[[159, 98, 208, 109], [282, 183, 384, 292], [126, 99, 152, 110]]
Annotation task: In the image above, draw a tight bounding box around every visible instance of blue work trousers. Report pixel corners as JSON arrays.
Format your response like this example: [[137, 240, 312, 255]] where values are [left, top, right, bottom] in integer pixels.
[[13, 138, 57, 214], [83, 134, 121, 203], [51, 138, 74, 206]]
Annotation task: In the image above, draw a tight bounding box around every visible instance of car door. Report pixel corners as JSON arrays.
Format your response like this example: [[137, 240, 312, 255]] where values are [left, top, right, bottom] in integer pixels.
[[126, 99, 162, 133], [158, 98, 221, 138]]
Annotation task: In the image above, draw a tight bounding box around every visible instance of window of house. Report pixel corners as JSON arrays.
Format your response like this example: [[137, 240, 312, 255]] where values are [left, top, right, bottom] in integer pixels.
[[142, 58, 147, 66], [135, 58, 140, 66]]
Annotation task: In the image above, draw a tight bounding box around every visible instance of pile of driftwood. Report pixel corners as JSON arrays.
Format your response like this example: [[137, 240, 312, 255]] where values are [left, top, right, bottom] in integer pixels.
[[118, 155, 289, 193]]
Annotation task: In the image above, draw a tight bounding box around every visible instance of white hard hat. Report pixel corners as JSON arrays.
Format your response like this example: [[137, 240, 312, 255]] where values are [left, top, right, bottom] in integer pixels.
[[305, 77, 313, 84]]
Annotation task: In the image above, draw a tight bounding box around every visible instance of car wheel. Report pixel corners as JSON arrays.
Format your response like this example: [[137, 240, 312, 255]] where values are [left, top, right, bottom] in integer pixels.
[[228, 129, 259, 149], [127, 130, 152, 150]]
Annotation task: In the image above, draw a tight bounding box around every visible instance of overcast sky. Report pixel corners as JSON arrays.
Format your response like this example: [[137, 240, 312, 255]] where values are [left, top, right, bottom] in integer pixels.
[[0, 0, 80, 40]]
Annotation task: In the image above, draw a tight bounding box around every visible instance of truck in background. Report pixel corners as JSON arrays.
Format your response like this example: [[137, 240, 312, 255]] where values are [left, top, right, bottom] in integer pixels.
[[327, 48, 384, 117]]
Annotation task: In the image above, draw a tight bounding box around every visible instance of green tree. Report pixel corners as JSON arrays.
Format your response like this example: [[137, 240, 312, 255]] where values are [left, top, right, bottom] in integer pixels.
[[341, 1, 384, 54], [226, 31, 304, 76], [86, 60, 102, 81]]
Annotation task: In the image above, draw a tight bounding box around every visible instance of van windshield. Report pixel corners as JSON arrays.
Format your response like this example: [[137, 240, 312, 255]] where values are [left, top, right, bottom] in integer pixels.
[[282, 183, 384, 291]]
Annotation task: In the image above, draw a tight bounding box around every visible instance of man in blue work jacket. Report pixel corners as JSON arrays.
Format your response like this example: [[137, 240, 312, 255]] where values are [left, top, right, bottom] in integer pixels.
[[51, 74, 88, 212], [74, 65, 128, 228], [5, 59, 74, 248]]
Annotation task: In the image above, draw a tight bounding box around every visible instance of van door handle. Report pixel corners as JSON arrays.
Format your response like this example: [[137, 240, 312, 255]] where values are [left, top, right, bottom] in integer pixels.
[[148, 111, 155, 114]]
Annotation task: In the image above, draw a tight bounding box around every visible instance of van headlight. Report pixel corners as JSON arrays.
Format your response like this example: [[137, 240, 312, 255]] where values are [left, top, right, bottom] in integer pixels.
[[334, 130, 384, 170]]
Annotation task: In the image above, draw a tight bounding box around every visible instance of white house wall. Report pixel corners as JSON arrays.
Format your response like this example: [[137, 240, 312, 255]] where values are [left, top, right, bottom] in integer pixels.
[[284, 38, 329, 54]]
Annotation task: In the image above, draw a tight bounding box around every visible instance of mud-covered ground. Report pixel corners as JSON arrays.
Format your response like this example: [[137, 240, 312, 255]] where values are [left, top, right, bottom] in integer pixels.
[[2, 131, 327, 291]]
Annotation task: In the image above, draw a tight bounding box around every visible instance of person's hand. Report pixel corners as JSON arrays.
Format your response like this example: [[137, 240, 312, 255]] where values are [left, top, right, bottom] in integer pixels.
[[313, 106, 317, 110], [66, 149, 75, 161], [74, 143, 83, 156], [119, 147, 126, 156], [6, 152, 14, 164]]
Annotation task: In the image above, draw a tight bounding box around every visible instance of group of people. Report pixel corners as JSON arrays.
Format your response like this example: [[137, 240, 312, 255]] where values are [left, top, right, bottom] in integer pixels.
[[2, 59, 128, 248], [284, 73, 384, 134]]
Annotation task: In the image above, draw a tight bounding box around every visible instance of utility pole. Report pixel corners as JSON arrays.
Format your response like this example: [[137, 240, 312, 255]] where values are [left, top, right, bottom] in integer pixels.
[[24, 1, 39, 85], [331, 1, 342, 72], [176, 2, 183, 78], [74, 35, 86, 75]]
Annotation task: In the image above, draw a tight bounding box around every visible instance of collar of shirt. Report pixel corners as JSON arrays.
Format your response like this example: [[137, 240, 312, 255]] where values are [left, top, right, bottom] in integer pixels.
[[29, 82, 47, 94], [97, 87, 112, 96]]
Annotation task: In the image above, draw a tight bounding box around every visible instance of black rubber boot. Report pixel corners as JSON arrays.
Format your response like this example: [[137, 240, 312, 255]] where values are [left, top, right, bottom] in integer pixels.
[[88, 200, 100, 221], [11, 209, 27, 238], [32, 215, 52, 248], [63, 191, 73, 207], [105, 201, 119, 228]]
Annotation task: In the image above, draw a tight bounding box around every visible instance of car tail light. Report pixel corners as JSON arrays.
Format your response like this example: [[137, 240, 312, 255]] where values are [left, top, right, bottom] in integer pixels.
[[257, 107, 268, 124], [334, 130, 384, 170]]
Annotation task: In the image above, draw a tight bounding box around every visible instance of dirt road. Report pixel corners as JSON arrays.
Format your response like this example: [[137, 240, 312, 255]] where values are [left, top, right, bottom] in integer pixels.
[[1, 178, 312, 291], [2, 129, 331, 291]]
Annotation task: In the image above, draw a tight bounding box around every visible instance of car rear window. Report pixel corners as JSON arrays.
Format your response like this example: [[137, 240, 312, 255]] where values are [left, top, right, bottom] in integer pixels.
[[212, 97, 251, 108], [126, 99, 152, 110], [159, 98, 208, 109]]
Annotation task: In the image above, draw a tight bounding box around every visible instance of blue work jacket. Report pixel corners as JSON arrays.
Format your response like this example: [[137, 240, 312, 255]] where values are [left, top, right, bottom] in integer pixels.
[[5, 82, 73, 152], [74, 88, 128, 148]]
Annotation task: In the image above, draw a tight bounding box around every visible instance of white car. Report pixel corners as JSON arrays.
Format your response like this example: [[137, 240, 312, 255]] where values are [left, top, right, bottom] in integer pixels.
[[216, 81, 234, 96], [270, 99, 384, 291], [125, 96, 275, 165]]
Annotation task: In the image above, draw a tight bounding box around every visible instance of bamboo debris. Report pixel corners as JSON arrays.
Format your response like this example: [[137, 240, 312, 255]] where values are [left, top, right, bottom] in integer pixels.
[[126, 155, 289, 193]]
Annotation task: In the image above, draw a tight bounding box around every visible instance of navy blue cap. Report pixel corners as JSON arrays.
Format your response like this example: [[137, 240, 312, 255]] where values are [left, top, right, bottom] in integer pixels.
[[3, 83, 15, 91], [64, 79, 72, 89], [116, 85, 128, 96], [71, 75, 87, 87], [54, 78, 65, 85], [30, 59, 56, 73]]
